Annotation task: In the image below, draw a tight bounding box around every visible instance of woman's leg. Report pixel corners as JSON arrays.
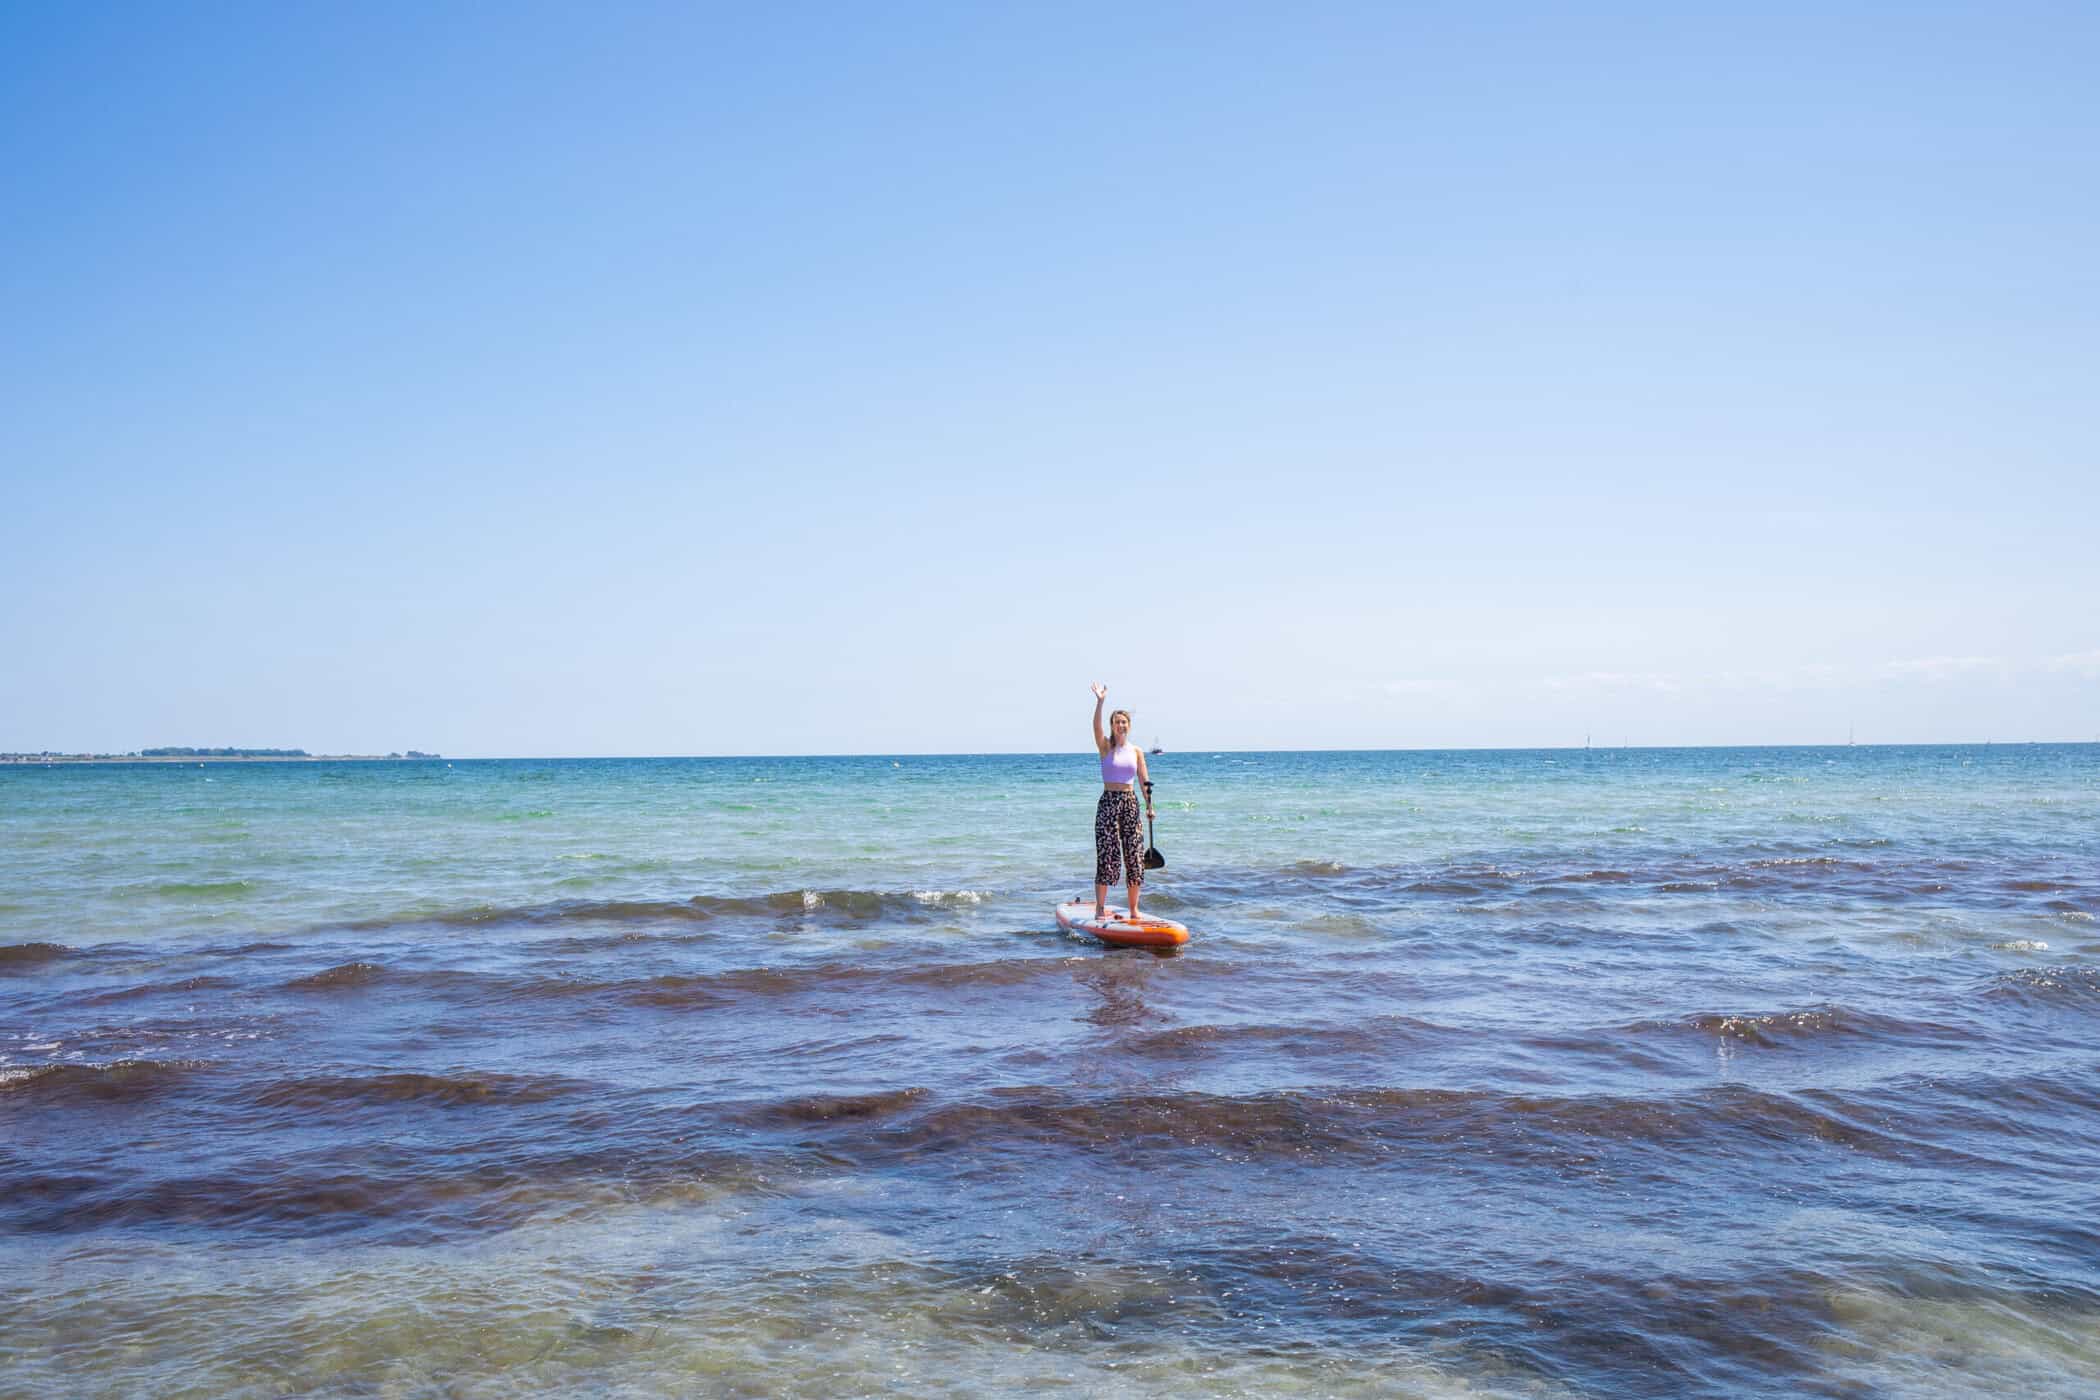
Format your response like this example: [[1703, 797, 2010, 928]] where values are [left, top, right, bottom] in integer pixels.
[[1120, 793, 1146, 916], [1093, 794, 1118, 916]]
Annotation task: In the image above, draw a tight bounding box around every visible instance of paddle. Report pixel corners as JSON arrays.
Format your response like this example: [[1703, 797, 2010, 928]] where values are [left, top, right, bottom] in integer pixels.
[[1143, 782, 1165, 869]]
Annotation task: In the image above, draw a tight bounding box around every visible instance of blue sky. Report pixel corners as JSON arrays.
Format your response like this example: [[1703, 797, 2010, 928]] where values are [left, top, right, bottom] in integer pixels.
[[4, 1, 2094, 755]]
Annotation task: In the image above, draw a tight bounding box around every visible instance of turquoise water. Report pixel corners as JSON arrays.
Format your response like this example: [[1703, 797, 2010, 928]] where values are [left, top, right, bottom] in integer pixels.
[[5, 747, 2099, 1396]]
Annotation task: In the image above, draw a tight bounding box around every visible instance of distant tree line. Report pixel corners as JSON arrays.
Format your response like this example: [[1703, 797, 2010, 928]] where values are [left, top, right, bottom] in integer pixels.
[[142, 747, 310, 757]]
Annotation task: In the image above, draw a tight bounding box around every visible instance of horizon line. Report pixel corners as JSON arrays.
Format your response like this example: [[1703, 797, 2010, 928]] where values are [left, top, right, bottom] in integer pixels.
[[8, 738, 2099, 764]]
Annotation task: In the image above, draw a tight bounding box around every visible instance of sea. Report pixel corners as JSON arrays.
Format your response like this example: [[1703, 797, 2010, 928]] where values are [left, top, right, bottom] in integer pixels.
[[4, 746, 2098, 1398]]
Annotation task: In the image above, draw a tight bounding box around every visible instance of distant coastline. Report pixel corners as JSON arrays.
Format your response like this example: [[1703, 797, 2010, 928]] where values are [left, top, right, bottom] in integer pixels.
[[2, 750, 441, 765]]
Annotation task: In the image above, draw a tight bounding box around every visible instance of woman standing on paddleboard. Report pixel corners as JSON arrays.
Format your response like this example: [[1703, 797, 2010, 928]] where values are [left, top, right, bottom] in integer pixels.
[[1090, 683, 1154, 919]]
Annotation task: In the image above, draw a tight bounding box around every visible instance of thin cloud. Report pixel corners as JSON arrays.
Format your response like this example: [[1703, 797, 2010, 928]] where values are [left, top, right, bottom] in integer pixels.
[[1882, 656, 2005, 681], [2046, 650, 2100, 677], [1711, 666, 1845, 691], [1541, 671, 1686, 695], [1536, 664, 1854, 696]]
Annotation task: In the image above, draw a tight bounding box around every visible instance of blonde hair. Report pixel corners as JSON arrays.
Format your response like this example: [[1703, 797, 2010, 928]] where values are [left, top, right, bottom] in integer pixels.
[[1107, 709, 1133, 745]]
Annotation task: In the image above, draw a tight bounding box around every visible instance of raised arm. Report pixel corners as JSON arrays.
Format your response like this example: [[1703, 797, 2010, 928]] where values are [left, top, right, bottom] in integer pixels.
[[1090, 683, 1108, 753]]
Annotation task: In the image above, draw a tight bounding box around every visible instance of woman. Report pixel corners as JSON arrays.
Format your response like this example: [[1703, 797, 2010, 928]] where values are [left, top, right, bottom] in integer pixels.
[[1089, 682, 1153, 920]]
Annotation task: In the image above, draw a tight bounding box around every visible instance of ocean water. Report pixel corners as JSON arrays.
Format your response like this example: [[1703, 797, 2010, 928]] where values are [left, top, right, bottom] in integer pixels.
[[4, 746, 2098, 1398]]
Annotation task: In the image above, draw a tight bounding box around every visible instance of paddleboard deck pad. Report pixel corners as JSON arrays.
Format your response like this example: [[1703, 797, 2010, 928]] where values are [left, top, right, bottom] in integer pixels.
[[1056, 899, 1191, 947]]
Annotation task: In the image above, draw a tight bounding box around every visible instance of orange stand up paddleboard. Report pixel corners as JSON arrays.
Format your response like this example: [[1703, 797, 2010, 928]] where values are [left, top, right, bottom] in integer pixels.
[[1055, 899, 1191, 948]]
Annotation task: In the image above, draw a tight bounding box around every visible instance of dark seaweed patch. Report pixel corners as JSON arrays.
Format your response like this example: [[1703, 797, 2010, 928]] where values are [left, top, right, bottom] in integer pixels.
[[0, 942, 72, 969]]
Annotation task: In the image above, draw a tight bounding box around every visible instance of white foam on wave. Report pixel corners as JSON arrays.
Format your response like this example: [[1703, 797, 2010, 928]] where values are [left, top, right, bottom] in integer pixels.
[[1993, 939, 2050, 952], [911, 890, 986, 906]]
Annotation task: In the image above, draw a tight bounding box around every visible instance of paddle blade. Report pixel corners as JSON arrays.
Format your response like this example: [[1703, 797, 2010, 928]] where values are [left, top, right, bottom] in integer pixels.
[[1145, 845, 1165, 870]]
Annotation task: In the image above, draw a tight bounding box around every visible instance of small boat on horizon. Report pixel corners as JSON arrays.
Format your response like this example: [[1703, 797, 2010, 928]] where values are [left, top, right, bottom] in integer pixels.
[[1149, 737, 1165, 755]]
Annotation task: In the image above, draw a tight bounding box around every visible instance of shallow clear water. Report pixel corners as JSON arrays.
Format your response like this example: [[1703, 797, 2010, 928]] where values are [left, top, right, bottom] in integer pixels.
[[4, 747, 2099, 1396]]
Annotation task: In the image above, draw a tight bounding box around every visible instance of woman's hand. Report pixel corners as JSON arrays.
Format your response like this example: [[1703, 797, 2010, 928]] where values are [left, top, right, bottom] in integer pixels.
[[1091, 683, 1107, 701]]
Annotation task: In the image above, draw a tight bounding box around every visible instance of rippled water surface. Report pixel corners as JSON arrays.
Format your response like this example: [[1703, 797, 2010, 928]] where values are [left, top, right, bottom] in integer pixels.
[[5, 747, 2099, 1396]]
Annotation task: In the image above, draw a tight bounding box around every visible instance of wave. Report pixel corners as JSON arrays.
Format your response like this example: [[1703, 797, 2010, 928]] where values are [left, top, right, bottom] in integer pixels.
[[910, 889, 990, 906], [1917, 1069, 2100, 1127], [1633, 1006, 1974, 1050], [1981, 966, 2100, 1006], [1403, 870, 1524, 896], [620, 955, 1183, 1009], [345, 898, 720, 931], [0, 1058, 207, 1104], [2, 1164, 516, 1238], [767, 888, 968, 918], [710, 1083, 1981, 1171], [1114, 1017, 1447, 1061], [0, 1139, 772, 1240], [268, 951, 1216, 1008], [249, 1071, 589, 1109], [0, 942, 72, 969], [118, 880, 256, 900], [256, 860, 2092, 951], [1203, 851, 2095, 911], [6, 1077, 2042, 1244], [736, 1086, 933, 1126], [286, 962, 389, 991], [336, 888, 1004, 937], [77, 975, 240, 1006]]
